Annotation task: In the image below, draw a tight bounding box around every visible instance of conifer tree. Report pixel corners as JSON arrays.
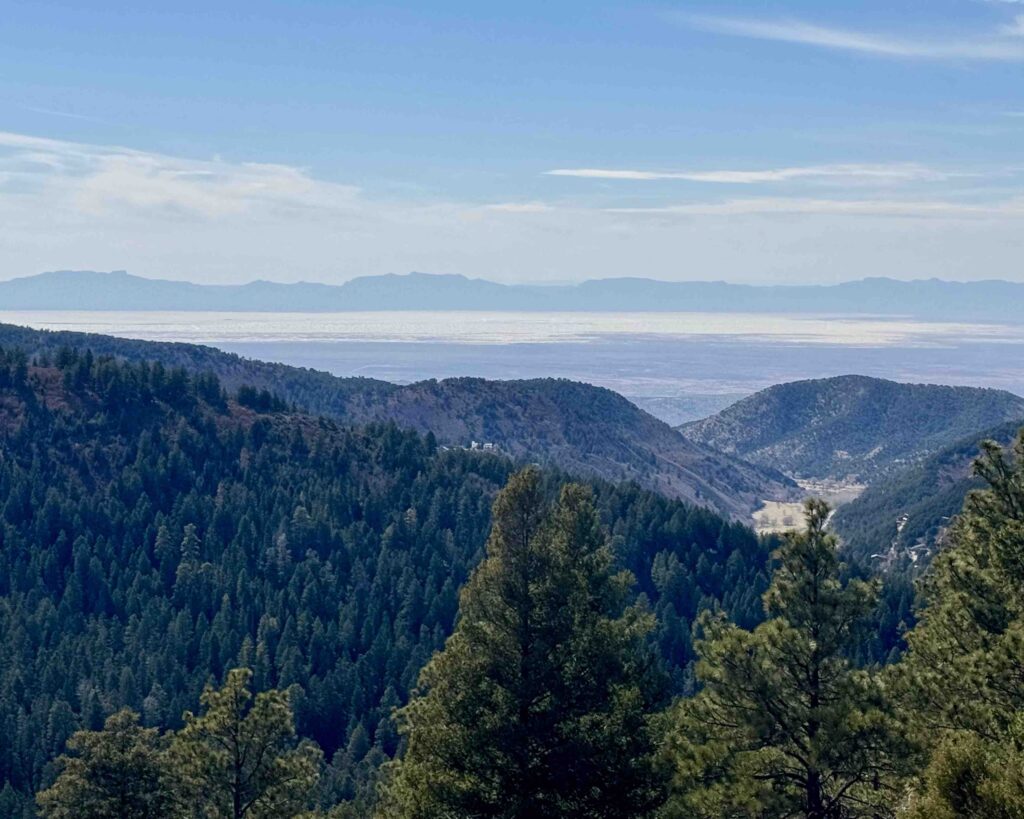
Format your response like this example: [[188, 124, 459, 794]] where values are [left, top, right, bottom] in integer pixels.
[[0, 350, 781, 809], [0, 782, 34, 819], [168, 668, 321, 819], [378, 468, 665, 818], [901, 730, 1024, 818], [36, 709, 177, 819], [899, 430, 1024, 815], [662, 500, 913, 818]]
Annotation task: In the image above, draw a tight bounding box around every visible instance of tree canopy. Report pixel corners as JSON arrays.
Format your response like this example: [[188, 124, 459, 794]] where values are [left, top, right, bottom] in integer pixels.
[[379, 470, 666, 818], [5, 341, 1024, 817], [662, 500, 914, 818], [897, 430, 1024, 816], [0, 346, 776, 814], [37, 670, 319, 819], [169, 668, 321, 819], [36, 710, 175, 819]]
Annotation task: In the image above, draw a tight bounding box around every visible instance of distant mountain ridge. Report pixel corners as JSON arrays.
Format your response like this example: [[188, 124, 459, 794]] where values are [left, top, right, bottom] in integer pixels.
[[0, 322, 797, 519], [3, 270, 1024, 322], [679, 375, 1024, 484]]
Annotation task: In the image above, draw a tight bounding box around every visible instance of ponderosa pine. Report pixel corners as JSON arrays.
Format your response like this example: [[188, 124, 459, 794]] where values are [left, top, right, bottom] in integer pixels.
[[661, 499, 914, 819], [378, 468, 666, 818], [168, 668, 322, 819], [36, 710, 176, 819], [898, 430, 1024, 816]]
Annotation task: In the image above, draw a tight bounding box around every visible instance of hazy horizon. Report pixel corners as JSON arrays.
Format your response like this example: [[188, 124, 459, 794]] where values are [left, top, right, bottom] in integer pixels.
[[6, 309, 1023, 423], [3, 268, 1024, 288]]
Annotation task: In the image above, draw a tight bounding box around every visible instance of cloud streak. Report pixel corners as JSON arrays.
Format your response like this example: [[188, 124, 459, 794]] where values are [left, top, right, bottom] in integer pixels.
[[22, 106, 110, 123], [0, 131, 368, 222], [480, 201, 554, 213], [605, 197, 1024, 218], [682, 14, 1024, 61], [546, 163, 955, 184]]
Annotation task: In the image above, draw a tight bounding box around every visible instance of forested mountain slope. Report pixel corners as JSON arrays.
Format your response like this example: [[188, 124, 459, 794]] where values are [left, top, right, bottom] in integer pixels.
[[833, 419, 1022, 565], [351, 376, 798, 517], [0, 323, 795, 518], [0, 346, 776, 811], [680, 375, 1024, 483]]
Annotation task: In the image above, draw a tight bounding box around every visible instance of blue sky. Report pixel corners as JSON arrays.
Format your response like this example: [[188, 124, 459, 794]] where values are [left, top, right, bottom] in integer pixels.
[[1, 0, 1023, 284]]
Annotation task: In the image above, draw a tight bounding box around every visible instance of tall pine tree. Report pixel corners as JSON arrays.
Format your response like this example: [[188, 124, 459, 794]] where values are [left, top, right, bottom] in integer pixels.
[[36, 710, 177, 819], [899, 430, 1024, 816], [168, 668, 322, 819], [378, 468, 666, 818], [662, 499, 913, 818]]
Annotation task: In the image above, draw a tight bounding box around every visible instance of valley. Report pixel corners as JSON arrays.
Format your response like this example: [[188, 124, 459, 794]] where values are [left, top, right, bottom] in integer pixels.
[[3, 317, 1018, 549], [753, 479, 866, 535]]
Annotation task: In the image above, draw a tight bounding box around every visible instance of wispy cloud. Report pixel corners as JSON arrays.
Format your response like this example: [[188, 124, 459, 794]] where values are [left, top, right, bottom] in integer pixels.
[[1002, 14, 1024, 35], [546, 163, 954, 184], [2, 130, 1023, 284], [0, 131, 364, 220], [680, 14, 1024, 61], [605, 197, 1024, 219], [21, 106, 109, 123], [480, 201, 554, 213]]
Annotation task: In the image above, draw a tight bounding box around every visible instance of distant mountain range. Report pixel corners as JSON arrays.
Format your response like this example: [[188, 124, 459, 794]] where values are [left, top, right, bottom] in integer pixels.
[[680, 375, 1024, 484], [0, 322, 798, 519], [3, 270, 1024, 322]]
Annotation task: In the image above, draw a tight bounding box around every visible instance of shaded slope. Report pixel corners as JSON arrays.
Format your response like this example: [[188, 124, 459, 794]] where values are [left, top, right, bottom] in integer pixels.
[[349, 377, 798, 517], [833, 420, 1023, 565], [680, 375, 1024, 483]]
